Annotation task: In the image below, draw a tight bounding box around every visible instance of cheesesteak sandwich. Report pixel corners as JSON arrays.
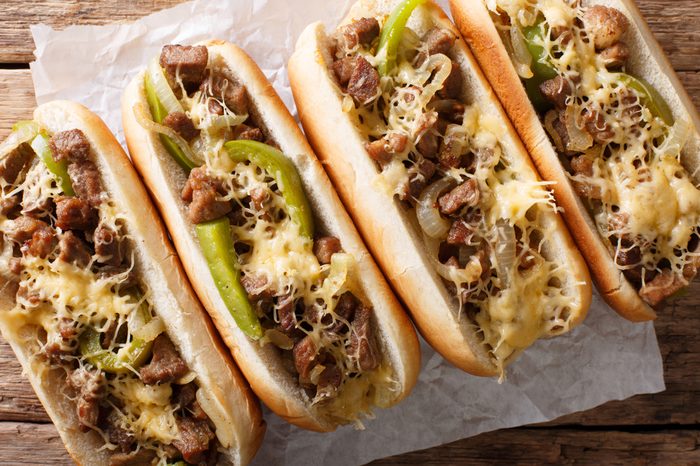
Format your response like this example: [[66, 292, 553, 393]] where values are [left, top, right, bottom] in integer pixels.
[[0, 101, 264, 465], [289, 0, 591, 377], [450, 0, 700, 320], [122, 40, 420, 431]]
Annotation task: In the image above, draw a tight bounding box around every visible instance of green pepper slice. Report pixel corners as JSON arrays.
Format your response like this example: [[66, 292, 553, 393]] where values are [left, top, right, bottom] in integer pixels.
[[224, 140, 314, 239], [195, 217, 262, 339], [376, 0, 427, 76], [144, 72, 197, 172], [616, 73, 674, 126], [30, 133, 75, 196], [521, 21, 558, 111], [79, 300, 153, 374]]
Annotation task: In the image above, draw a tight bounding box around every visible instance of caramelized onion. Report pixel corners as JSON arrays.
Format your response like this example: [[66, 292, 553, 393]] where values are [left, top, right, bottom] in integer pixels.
[[417, 177, 455, 238]]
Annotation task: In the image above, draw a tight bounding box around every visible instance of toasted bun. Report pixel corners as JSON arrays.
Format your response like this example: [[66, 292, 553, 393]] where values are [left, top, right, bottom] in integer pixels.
[[0, 101, 265, 465], [288, 0, 591, 376], [449, 0, 700, 322], [122, 40, 420, 431]]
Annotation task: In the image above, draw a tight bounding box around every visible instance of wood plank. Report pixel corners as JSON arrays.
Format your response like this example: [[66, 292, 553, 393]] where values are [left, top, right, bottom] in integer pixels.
[[2, 421, 700, 465], [0, 0, 182, 64], [0, 422, 69, 465], [0, 1, 697, 70], [370, 428, 700, 465]]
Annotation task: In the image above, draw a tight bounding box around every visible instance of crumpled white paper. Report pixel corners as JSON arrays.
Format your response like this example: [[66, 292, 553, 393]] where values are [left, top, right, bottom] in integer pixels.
[[30, 1, 665, 464]]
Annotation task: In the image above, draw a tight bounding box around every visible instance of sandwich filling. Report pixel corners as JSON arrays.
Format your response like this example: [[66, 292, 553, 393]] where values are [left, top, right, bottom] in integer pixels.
[[0, 124, 221, 465], [329, 1, 580, 374], [138, 44, 396, 425], [489, 0, 700, 307]]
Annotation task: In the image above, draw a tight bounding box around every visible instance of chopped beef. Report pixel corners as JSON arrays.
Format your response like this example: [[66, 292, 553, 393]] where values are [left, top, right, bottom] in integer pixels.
[[163, 112, 200, 141], [232, 124, 264, 142], [249, 187, 269, 212], [539, 76, 572, 110], [293, 335, 318, 385], [0, 195, 20, 216], [347, 56, 380, 104], [416, 131, 438, 159], [58, 231, 91, 267], [570, 152, 595, 177], [240, 273, 273, 299], [400, 158, 437, 201], [446, 219, 475, 245], [276, 293, 296, 333], [68, 160, 103, 206], [313, 236, 342, 265], [317, 364, 343, 392], [6, 216, 57, 258], [139, 334, 189, 385], [55, 196, 97, 231], [0, 143, 33, 184], [189, 400, 209, 421], [582, 108, 615, 144], [94, 224, 124, 267], [159, 45, 209, 86], [437, 62, 462, 99], [600, 42, 630, 68], [207, 97, 224, 116], [49, 129, 91, 163], [438, 179, 480, 215], [582, 5, 629, 50], [9, 257, 22, 276], [338, 17, 380, 51], [639, 269, 686, 307], [330, 291, 358, 333], [174, 382, 198, 410], [332, 56, 357, 87], [67, 367, 106, 431], [109, 449, 156, 466], [97, 265, 137, 288], [365, 133, 408, 165], [423, 27, 456, 56], [616, 243, 641, 268], [683, 254, 700, 281], [181, 167, 232, 224], [349, 305, 379, 372], [201, 73, 248, 115], [106, 411, 135, 453], [172, 417, 216, 464], [431, 99, 465, 124], [570, 152, 602, 200], [546, 110, 574, 156], [438, 134, 464, 169], [58, 318, 78, 341]]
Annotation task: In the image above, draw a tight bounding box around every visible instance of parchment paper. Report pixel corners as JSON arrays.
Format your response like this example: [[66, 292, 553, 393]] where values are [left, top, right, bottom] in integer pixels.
[[30, 1, 665, 464]]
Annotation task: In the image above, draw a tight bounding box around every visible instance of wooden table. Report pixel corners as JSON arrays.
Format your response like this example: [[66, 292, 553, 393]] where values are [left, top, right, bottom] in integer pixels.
[[0, 1, 698, 464]]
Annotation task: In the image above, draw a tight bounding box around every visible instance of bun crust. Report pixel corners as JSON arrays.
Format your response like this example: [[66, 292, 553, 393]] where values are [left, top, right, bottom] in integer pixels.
[[0, 101, 265, 465], [122, 40, 420, 431], [288, 0, 591, 375], [449, 0, 700, 321]]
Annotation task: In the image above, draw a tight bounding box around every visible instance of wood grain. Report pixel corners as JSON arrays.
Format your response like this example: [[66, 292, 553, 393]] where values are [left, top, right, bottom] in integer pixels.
[[0, 0, 697, 69], [2, 421, 699, 465], [0, 0, 182, 64]]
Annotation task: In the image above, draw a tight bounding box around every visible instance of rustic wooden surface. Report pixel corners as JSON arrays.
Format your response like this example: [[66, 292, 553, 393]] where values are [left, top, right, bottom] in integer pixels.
[[0, 0, 698, 464]]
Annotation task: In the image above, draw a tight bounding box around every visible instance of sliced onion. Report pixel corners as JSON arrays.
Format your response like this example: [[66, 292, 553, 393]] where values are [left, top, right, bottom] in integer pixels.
[[424, 235, 482, 284], [494, 219, 516, 287], [510, 27, 534, 79], [262, 328, 294, 350], [309, 364, 326, 386], [417, 177, 455, 239], [663, 118, 692, 154], [147, 57, 183, 115], [1, 120, 39, 158], [133, 102, 198, 164], [208, 113, 248, 130], [132, 315, 165, 342], [565, 108, 593, 152], [421, 54, 453, 103]]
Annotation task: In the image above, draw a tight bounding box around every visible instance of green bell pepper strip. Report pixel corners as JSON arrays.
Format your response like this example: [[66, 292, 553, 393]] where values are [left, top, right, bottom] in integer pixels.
[[195, 217, 263, 339], [376, 0, 427, 76], [12, 120, 38, 134], [224, 140, 315, 239], [521, 21, 558, 111], [144, 72, 197, 172], [30, 133, 75, 196], [616, 73, 674, 126], [79, 300, 153, 374]]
